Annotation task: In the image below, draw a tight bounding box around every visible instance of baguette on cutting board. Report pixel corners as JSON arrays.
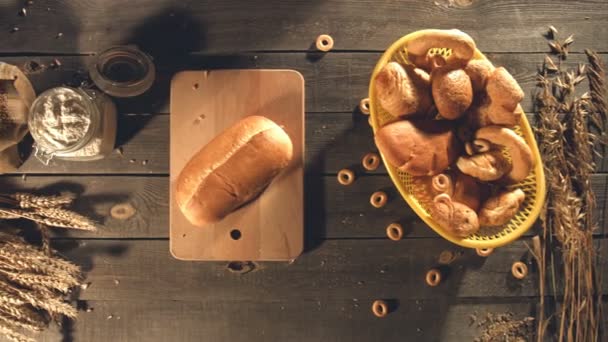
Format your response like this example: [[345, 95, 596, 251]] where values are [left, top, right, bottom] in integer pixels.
[[176, 115, 293, 227]]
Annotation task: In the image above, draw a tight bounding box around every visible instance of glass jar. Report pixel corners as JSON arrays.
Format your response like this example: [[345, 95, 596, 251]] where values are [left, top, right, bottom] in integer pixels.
[[89, 45, 155, 98], [28, 86, 117, 164]]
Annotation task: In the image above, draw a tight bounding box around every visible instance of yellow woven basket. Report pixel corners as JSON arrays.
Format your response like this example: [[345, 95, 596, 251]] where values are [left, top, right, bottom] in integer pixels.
[[368, 30, 546, 249]]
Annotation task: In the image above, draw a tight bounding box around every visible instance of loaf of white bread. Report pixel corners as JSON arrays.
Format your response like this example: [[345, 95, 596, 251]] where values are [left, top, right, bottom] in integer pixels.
[[176, 116, 293, 227]]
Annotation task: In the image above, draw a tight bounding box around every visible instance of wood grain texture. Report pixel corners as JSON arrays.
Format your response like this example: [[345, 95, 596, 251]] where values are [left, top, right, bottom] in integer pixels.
[[12, 112, 608, 175], [48, 239, 607, 303], [1, 174, 606, 239], [0, 53, 604, 114], [15, 114, 168, 174], [0, 1, 607, 54], [169, 70, 304, 261], [15, 299, 548, 342]]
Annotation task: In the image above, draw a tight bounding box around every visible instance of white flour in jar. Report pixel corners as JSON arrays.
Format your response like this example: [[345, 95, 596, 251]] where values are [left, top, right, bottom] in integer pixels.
[[31, 88, 91, 150]]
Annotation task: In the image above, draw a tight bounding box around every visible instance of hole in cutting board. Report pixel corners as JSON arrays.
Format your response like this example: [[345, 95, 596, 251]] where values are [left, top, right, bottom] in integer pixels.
[[230, 229, 242, 240]]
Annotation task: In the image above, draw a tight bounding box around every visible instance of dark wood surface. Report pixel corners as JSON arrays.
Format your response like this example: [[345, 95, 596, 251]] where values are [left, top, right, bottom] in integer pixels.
[[1, 1, 607, 341]]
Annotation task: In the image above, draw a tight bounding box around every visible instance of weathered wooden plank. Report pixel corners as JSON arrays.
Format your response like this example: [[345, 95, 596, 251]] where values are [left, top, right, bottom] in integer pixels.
[[2, 174, 607, 239], [1, 1, 606, 54], [16, 114, 168, 175], [22, 299, 544, 342], [52, 239, 608, 302], [0, 53, 603, 114], [0, 176, 168, 238], [13, 111, 608, 175]]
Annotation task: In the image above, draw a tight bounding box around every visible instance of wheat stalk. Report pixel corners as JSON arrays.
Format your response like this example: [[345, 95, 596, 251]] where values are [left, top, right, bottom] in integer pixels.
[[534, 27, 603, 342], [0, 323, 35, 342]]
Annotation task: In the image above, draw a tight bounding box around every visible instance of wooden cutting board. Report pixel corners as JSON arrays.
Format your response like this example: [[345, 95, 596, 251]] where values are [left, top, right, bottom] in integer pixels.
[[169, 70, 304, 261]]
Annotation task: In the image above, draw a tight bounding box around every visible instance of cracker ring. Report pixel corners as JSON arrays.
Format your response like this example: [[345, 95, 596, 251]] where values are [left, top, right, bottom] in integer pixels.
[[386, 223, 404, 241], [476, 248, 494, 257], [316, 34, 334, 52], [425, 269, 442, 287], [362, 152, 380, 171], [359, 98, 371, 115], [372, 300, 388, 318], [511, 261, 528, 279], [337, 169, 355, 185], [370, 191, 388, 208]]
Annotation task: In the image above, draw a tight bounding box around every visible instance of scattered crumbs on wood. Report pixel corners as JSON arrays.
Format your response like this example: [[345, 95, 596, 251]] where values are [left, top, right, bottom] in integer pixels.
[[357, 280, 364, 285], [51, 58, 62, 68], [86, 308, 94, 313], [113, 279, 120, 285], [19, 8, 27, 16], [106, 315, 113, 320], [322, 125, 327, 129], [26, 0, 34, 5], [10, 26, 19, 33], [116, 316, 121, 320], [469, 313, 477, 326], [182, 233, 186, 238], [192, 83, 199, 90], [129, 159, 136, 163], [21, 174, 27, 181], [56, 32, 63, 39], [585, 16, 590, 20], [141, 159, 148, 166]]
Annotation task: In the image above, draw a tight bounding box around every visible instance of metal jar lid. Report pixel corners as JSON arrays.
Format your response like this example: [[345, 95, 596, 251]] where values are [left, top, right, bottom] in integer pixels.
[[89, 45, 155, 98]]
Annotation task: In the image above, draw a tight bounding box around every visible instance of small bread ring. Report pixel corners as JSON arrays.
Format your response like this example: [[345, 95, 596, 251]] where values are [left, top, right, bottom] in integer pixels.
[[372, 300, 388, 318], [425, 269, 442, 287], [362, 153, 380, 171], [316, 34, 334, 52], [438, 250, 456, 265], [386, 223, 404, 241], [370, 191, 388, 208], [337, 169, 355, 186], [476, 248, 494, 257], [359, 98, 371, 115], [511, 261, 528, 279]]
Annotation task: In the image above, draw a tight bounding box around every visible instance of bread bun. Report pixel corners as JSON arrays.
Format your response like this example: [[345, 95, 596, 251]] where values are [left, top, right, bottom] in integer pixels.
[[176, 116, 293, 227], [464, 59, 495, 93], [375, 62, 431, 118], [407, 29, 476, 69], [486, 67, 524, 112], [432, 68, 473, 120], [374, 120, 461, 176]]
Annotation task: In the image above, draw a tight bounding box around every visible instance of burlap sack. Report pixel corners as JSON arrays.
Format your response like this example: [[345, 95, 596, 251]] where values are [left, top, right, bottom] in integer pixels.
[[0, 62, 35, 173]]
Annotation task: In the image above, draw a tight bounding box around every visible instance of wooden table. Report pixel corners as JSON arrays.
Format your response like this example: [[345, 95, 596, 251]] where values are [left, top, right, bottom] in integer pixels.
[[1, 1, 607, 341]]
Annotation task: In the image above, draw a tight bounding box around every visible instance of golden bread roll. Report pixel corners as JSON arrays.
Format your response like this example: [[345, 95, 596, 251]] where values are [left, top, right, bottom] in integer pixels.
[[464, 59, 495, 93], [478, 188, 526, 227], [486, 67, 524, 112], [431, 194, 479, 237], [475, 126, 534, 183], [374, 62, 431, 118], [176, 116, 293, 227], [374, 120, 461, 176], [407, 29, 476, 69], [432, 68, 473, 119]]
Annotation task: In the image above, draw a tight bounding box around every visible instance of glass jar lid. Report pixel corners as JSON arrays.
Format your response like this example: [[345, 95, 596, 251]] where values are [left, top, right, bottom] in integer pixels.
[[28, 86, 99, 164], [89, 45, 155, 98]]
